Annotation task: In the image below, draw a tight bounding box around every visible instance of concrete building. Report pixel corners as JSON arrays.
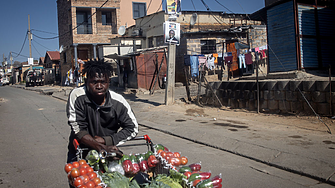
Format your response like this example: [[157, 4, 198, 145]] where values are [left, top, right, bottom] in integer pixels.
[[44, 51, 61, 84]]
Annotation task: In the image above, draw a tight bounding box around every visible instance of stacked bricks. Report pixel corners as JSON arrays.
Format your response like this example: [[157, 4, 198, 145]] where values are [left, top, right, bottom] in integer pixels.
[[208, 80, 334, 116]]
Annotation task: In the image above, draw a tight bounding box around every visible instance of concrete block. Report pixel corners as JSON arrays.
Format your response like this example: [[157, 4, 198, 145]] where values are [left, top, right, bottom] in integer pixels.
[[239, 82, 247, 90], [290, 101, 303, 113], [325, 92, 335, 104], [247, 82, 256, 90], [274, 90, 285, 100], [268, 100, 279, 110], [312, 91, 326, 103], [259, 91, 264, 99], [277, 81, 289, 91], [303, 102, 318, 115], [286, 91, 298, 101], [231, 98, 239, 108], [227, 90, 233, 98], [248, 91, 256, 100], [265, 81, 277, 90], [263, 90, 269, 100], [248, 99, 256, 110], [317, 103, 331, 116], [298, 91, 312, 101], [289, 81, 302, 91], [315, 81, 329, 91], [302, 81, 315, 91], [243, 90, 250, 100], [239, 99, 246, 108], [260, 99, 268, 110], [279, 100, 291, 112]]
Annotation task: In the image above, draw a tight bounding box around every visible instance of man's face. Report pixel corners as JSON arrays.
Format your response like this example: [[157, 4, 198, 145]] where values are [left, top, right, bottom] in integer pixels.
[[87, 73, 109, 98], [169, 30, 175, 38]]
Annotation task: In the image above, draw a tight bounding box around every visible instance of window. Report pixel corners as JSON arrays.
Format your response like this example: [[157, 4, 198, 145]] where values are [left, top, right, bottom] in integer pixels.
[[133, 2, 146, 19], [76, 10, 92, 34], [201, 40, 216, 54], [102, 11, 112, 25]]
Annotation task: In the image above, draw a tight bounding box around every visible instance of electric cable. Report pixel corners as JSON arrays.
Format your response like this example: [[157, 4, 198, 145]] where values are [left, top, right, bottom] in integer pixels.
[[33, 39, 53, 51], [31, 41, 43, 57], [13, 31, 28, 58], [139, 0, 163, 27], [213, 0, 234, 13], [190, 0, 196, 11], [31, 0, 109, 40]]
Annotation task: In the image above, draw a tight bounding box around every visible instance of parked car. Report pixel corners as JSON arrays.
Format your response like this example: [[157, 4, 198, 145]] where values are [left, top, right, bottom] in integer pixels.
[[26, 70, 44, 87]]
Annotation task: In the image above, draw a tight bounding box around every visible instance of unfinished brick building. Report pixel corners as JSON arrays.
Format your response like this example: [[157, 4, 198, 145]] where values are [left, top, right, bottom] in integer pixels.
[[57, 0, 120, 85]]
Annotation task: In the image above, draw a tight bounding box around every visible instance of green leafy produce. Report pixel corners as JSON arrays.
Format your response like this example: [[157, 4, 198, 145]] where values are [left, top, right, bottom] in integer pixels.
[[155, 174, 183, 188], [178, 166, 192, 173], [100, 171, 130, 188], [141, 179, 171, 188], [129, 180, 141, 188], [169, 169, 187, 187]]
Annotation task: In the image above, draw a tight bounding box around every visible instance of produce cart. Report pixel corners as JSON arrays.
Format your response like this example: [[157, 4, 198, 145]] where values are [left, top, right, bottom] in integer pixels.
[[64, 135, 222, 188]]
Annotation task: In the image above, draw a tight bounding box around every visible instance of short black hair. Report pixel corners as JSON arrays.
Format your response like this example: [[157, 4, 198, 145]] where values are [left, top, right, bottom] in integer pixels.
[[83, 60, 113, 79]]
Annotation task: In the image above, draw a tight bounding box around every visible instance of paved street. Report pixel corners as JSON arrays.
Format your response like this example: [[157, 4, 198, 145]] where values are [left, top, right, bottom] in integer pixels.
[[1, 85, 335, 187]]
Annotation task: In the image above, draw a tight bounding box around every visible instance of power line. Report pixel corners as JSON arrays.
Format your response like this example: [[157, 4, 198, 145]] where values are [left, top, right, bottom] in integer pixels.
[[13, 31, 28, 58], [190, 0, 196, 11], [31, 41, 43, 57], [31, 29, 58, 35], [31, 0, 109, 40], [33, 39, 53, 51], [213, 0, 234, 13], [140, 0, 163, 27]]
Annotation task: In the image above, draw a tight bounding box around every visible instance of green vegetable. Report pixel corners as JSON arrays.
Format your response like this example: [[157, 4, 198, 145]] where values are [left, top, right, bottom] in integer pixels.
[[154, 144, 165, 151], [145, 151, 154, 160], [136, 154, 145, 162], [169, 170, 187, 188], [196, 179, 213, 188], [155, 174, 183, 188], [141, 179, 171, 188], [121, 154, 131, 163], [100, 171, 130, 188], [85, 150, 99, 165], [178, 166, 192, 173], [129, 180, 141, 188], [188, 173, 201, 182]]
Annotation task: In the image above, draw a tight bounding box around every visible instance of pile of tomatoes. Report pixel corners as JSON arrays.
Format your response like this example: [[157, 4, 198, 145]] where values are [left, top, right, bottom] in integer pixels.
[[157, 149, 188, 167], [64, 159, 102, 188]]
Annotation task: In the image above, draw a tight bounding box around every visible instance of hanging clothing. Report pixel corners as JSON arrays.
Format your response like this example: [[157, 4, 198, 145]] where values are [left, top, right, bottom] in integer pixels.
[[207, 55, 215, 70], [213, 53, 218, 64], [198, 56, 207, 70], [190, 55, 199, 78], [245, 53, 253, 65], [217, 53, 223, 66], [224, 56, 233, 65], [184, 55, 191, 66], [239, 54, 246, 69]]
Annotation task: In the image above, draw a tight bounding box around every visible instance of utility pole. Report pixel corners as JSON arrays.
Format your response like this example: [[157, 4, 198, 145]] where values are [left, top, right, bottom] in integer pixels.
[[165, 43, 176, 105], [28, 15, 33, 70]]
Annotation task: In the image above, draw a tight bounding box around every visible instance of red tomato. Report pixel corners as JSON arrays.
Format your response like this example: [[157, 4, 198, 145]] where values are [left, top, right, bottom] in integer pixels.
[[173, 152, 181, 158], [80, 164, 90, 169], [86, 167, 94, 174], [95, 186, 103, 188], [172, 157, 181, 167], [180, 156, 188, 165], [70, 168, 80, 178], [79, 167, 87, 176], [73, 177, 83, 187], [65, 163, 74, 173], [79, 185, 87, 188], [78, 159, 87, 166], [87, 172, 97, 180], [165, 155, 171, 161], [92, 177, 101, 185], [160, 151, 166, 158], [81, 175, 90, 184], [166, 152, 174, 158], [157, 149, 163, 154], [184, 171, 192, 179], [72, 161, 80, 168], [85, 180, 95, 188]]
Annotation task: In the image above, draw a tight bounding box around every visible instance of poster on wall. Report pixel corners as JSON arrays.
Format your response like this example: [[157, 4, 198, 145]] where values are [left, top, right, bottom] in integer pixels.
[[166, 0, 181, 15], [164, 21, 180, 45]]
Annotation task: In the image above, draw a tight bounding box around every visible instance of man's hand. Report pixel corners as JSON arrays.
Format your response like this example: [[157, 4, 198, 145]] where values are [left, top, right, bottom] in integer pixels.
[[106, 145, 123, 160], [94, 136, 105, 144]]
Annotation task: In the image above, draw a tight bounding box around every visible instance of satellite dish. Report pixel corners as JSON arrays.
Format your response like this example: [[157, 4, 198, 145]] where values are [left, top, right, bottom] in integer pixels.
[[118, 26, 126, 36], [190, 13, 197, 26], [59, 45, 64, 53]]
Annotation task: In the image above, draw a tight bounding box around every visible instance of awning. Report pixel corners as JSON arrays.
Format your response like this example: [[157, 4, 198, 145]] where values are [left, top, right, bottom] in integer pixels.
[[235, 42, 250, 50], [104, 53, 132, 60], [27, 67, 44, 70]]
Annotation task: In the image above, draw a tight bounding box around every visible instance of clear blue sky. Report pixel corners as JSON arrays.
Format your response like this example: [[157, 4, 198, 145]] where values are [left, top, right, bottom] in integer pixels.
[[0, 0, 264, 64]]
